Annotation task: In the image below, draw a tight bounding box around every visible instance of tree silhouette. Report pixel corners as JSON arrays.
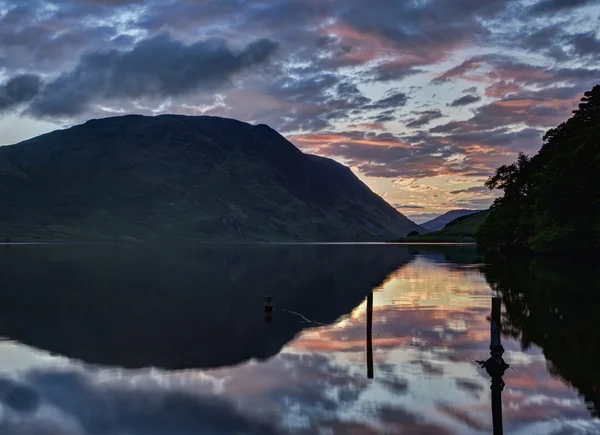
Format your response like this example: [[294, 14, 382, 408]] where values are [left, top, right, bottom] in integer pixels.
[[476, 85, 600, 253]]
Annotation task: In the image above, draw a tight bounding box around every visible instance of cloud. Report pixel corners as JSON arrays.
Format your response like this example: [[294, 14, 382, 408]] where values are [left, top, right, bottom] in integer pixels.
[[27, 33, 278, 118], [518, 24, 565, 55], [371, 109, 397, 123], [529, 0, 600, 15], [394, 204, 425, 209], [0, 75, 41, 113], [406, 110, 444, 128], [0, 369, 279, 435], [0, 0, 599, 212], [433, 54, 600, 89], [448, 95, 481, 107], [566, 31, 600, 57], [364, 91, 408, 110], [362, 63, 423, 82], [450, 186, 490, 195]]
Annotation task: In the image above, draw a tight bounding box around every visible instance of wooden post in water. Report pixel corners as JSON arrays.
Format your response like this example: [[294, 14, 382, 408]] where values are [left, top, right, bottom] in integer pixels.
[[489, 296, 507, 435], [490, 297, 502, 350], [366, 292, 374, 379], [477, 296, 509, 435], [491, 376, 505, 435], [264, 296, 273, 323]]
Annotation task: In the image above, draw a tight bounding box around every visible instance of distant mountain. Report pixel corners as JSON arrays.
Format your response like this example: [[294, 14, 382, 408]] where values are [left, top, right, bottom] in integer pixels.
[[421, 209, 481, 232], [396, 210, 490, 243], [0, 115, 422, 242]]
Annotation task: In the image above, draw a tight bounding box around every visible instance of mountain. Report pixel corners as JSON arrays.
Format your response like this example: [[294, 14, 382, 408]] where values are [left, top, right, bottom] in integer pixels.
[[420, 209, 481, 232], [396, 210, 490, 243], [0, 115, 422, 242]]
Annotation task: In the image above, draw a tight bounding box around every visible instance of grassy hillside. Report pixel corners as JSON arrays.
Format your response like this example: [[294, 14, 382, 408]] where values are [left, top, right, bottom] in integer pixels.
[[0, 115, 421, 242], [420, 209, 480, 232], [394, 210, 490, 242]]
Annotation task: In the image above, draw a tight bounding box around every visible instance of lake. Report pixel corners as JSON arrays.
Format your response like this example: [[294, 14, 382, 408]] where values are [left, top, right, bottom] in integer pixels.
[[0, 243, 598, 434]]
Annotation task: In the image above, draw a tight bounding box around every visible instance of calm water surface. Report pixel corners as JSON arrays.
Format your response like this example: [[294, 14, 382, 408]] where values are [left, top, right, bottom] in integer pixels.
[[0, 244, 598, 434]]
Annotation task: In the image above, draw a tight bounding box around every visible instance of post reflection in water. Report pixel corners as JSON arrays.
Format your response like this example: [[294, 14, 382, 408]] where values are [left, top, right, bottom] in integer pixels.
[[366, 291, 374, 379], [478, 296, 510, 435]]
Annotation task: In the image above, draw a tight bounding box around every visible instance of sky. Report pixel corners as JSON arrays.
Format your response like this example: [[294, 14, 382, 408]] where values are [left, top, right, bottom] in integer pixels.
[[0, 0, 599, 223]]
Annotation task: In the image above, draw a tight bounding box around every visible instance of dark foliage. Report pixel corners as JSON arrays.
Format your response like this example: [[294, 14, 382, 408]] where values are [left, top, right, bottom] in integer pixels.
[[476, 85, 600, 253]]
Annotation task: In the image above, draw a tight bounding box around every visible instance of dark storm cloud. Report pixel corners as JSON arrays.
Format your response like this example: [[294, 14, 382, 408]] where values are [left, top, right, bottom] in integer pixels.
[[529, 0, 600, 15], [406, 110, 444, 128], [0, 74, 41, 113], [448, 95, 481, 107], [27, 33, 278, 117]]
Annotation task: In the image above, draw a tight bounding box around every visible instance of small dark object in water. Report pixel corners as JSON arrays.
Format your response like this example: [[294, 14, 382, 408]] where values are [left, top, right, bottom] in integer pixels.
[[264, 296, 274, 322], [264, 296, 273, 313]]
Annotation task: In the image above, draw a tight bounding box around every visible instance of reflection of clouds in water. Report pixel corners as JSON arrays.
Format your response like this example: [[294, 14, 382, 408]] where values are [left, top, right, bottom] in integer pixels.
[[0, 354, 454, 435], [283, 257, 600, 434], [0, 368, 278, 435], [2, 255, 600, 434]]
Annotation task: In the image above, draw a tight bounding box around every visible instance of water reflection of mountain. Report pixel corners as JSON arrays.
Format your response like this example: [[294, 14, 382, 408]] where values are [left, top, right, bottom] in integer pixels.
[[0, 244, 414, 370], [483, 257, 600, 418], [406, 245, 485, 265]]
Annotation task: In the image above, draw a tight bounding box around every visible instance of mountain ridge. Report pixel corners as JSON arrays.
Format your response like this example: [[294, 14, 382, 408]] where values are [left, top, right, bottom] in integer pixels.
[[0, 114, 421, 242], [421, 209, 481, 232], [395, 209, 490, 243]]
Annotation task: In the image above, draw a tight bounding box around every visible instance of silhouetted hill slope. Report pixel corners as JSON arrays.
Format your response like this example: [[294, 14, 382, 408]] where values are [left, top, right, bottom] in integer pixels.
[[0, 115, 421, 242], [395, 210, 490, 242], [421, 209, 480, 232]]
